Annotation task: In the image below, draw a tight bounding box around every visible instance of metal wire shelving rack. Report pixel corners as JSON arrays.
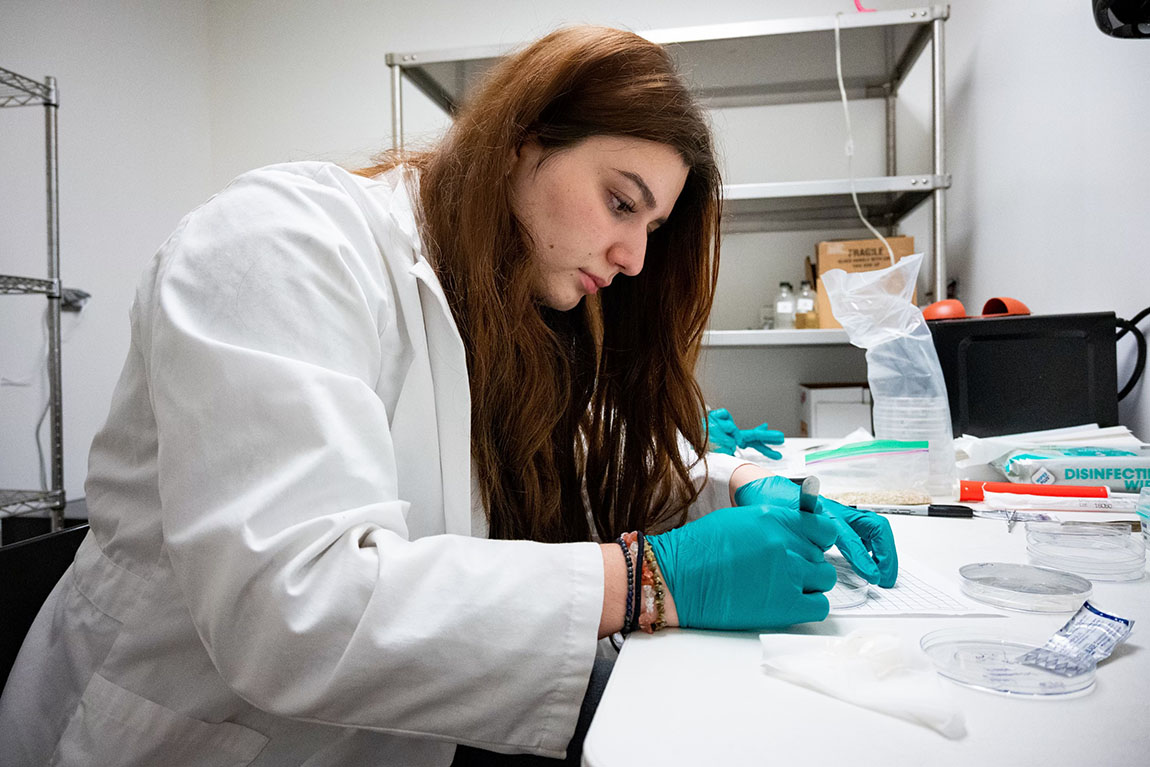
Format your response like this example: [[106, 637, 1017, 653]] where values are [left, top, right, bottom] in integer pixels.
[[1, 66, 65, 530]]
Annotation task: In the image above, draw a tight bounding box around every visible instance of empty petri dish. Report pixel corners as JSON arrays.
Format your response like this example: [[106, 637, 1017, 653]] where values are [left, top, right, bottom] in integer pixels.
[[920, 628, 1096, 697], [959, 562, 1092, 612], [828, 555, 870, 610], [1025, 522, 1146, 582]]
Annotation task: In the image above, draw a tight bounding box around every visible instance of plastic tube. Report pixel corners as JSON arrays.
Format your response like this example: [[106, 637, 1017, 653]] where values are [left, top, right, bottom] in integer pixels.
[[959, 480, 1109, 502]]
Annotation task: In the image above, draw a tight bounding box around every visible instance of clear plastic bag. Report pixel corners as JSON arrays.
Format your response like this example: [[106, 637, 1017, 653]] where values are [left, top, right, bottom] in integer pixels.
[[804, 440, 931, 505], [821, 254, 958, 497]]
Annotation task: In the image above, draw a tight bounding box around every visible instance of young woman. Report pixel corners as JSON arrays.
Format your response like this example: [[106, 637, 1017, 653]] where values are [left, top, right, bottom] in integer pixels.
[[0, 26, 895, 767]]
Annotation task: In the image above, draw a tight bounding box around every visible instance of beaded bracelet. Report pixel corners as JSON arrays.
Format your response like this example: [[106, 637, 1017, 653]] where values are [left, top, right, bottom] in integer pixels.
[[633, 533, 646, 634], [639, 544, 667, 633], [615, 536, 635, 634], [620, 532, 643, 635]]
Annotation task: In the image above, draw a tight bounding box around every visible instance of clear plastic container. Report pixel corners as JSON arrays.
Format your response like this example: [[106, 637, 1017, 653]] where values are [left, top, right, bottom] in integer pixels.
[[1025, 522, 1146, 582], [871, 396, 958, 497], [920, 628, 1096, 697], [758, 302, 774, 330], [958, 562, 1092, 613]]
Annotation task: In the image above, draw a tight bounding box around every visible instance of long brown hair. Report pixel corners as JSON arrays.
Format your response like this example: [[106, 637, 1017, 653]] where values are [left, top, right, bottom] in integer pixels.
[[361, 26, 721, 542]]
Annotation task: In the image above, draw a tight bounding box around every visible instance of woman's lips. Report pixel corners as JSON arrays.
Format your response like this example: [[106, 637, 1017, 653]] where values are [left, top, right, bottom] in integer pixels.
[[580, 270, 600, 295]]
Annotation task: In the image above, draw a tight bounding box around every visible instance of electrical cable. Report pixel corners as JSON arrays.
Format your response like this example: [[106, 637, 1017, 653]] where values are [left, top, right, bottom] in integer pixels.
[[1116, 305, 1150, 342], [1116, 306, 1149, 402], [2, 303, 85, 490], [833, 13, 896, 266]]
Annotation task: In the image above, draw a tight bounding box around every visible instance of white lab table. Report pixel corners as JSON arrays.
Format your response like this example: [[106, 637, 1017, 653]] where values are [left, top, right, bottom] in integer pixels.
[[583, 512, 1150, 767]]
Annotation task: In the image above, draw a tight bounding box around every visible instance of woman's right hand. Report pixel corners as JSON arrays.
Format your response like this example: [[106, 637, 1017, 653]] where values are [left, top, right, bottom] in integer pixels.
[[646, 505, 838, 630]]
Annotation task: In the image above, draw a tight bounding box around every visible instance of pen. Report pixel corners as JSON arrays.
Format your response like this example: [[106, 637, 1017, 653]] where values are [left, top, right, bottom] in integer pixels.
[[854, 504, 974, 518]]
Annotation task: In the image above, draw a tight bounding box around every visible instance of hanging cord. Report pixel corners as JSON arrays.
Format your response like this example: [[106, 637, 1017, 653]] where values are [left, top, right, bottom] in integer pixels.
[[834, 13, 896, 266], [1116, 306, 1149, 402], [1, 303, 83, 490]]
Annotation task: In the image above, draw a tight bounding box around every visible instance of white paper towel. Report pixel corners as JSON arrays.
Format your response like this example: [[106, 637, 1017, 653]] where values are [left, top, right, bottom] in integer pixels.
[[760, 630, 967, 739]]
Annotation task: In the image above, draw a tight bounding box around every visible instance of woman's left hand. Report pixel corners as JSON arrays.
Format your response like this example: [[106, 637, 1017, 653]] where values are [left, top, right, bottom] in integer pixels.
[[733, 475, 898, 588], [706, 408, 784, 460]]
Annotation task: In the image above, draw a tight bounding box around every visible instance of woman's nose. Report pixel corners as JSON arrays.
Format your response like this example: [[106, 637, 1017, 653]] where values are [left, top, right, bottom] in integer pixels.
[[608, 233, 646, 277]]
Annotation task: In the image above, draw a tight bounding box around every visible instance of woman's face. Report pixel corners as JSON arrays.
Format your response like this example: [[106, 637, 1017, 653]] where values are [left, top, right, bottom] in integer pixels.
[[510, 135, 689, 311]]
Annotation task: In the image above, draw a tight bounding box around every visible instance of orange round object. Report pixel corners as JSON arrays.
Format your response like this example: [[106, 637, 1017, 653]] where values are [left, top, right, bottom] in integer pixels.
[[981, 297, 1031, 316], [923, 299, 967, 320]]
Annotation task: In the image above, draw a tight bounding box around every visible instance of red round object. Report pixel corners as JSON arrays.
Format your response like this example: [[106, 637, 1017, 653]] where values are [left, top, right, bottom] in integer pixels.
[[981, 297, 1031, 316], [923, 298, 967, 320]]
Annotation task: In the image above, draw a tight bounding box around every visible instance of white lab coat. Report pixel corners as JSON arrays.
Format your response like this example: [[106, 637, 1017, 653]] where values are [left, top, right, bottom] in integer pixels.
[[0, 162, 741, 767]]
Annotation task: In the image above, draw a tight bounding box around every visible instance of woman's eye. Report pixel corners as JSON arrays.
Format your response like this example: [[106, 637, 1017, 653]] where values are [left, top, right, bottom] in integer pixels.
[[610, 193, 636, 215]]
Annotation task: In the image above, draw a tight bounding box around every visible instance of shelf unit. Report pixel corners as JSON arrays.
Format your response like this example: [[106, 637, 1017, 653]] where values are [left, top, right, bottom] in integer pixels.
[[385, 5, 949, 349], [1, 66, 65, 530]]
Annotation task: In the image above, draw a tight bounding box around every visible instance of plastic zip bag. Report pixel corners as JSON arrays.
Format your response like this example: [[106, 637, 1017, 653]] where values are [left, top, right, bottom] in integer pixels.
[[805, 439, 931, 505]]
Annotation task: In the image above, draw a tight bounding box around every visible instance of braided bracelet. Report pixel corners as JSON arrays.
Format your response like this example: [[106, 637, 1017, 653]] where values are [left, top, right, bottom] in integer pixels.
[[615, 536, 635, 635]]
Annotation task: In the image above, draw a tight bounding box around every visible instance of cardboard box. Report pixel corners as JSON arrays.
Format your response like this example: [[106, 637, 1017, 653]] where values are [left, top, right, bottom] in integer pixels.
[[799, 383, 873, 438], [814, 236, 916, 329]]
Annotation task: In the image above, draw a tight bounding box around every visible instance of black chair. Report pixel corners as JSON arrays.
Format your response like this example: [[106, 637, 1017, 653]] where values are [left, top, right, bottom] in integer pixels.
[[0, 524, 88, 691]]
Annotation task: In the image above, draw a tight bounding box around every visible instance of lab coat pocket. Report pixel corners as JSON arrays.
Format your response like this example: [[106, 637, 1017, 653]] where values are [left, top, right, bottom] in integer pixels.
[[51, 674, 268, 767]]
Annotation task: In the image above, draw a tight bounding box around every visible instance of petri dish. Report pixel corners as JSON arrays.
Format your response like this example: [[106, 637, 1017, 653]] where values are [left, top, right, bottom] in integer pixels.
[[959, 562, 1092, 613], [920, 628, 1096, 697], [827, 555, 870, 610], [1025, 522, 1146, 582]]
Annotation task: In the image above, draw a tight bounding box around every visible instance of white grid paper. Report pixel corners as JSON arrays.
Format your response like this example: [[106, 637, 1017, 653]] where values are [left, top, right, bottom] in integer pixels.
[[829, 556, 996, 616]]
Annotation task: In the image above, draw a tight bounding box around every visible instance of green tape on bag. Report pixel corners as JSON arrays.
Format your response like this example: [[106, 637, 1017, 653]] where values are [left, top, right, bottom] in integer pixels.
[[807, 439, 929, 464]]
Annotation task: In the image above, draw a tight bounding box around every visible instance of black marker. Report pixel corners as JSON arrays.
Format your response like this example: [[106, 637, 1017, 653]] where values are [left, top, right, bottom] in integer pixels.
[[854, 504, 973, 518]]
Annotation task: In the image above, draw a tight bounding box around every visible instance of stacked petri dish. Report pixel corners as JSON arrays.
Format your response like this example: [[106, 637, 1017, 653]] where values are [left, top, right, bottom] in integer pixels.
[[871, 396, 958, 497], [1138, 487, 1150, 547], [1026, 522, 1146, 582], [959, 562, 1091, 612]]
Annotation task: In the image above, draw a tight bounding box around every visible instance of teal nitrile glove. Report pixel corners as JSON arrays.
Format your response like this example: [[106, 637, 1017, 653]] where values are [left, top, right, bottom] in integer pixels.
[[705, 408, 741, 454], [646, 505, 838, 630], [734, 476, 899, 588], [705, 408, 785, 460]]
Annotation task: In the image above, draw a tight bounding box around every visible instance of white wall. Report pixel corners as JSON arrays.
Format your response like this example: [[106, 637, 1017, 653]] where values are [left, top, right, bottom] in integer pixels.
[[2, 1, 1148, 501], [203, 0, 1150, 436], [1, 0, 212, 501], [945, 0, 1150, 438]]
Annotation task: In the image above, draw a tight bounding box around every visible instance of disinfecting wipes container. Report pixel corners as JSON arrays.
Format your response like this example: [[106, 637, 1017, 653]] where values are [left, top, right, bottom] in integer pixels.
[[993, 447, 1150, 492]]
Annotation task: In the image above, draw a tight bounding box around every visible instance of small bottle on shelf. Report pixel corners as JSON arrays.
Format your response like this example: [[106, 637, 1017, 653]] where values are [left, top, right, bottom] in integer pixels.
[[795, 280, 818, 329], [773, 282, 795, 330], [758, 302, 774, 329]]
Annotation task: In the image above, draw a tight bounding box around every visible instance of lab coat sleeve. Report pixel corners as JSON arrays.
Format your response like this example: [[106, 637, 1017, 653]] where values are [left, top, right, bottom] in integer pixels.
[[138, 165, 601, 757], [682, 442, 750, 521]]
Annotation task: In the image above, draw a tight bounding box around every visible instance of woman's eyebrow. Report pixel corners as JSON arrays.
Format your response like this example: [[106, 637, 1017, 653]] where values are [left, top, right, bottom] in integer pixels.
[[614, 169, 657, 210]]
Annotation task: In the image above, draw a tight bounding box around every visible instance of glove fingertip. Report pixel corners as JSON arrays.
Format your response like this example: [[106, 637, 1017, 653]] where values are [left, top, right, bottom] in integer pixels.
[[806, 593, 831, 623], [877, 561, 899, 588]]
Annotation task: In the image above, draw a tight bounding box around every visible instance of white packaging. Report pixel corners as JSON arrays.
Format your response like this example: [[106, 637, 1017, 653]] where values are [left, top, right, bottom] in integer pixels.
[[993, 448, 1150, 492], [799, 383, 873, 438]]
